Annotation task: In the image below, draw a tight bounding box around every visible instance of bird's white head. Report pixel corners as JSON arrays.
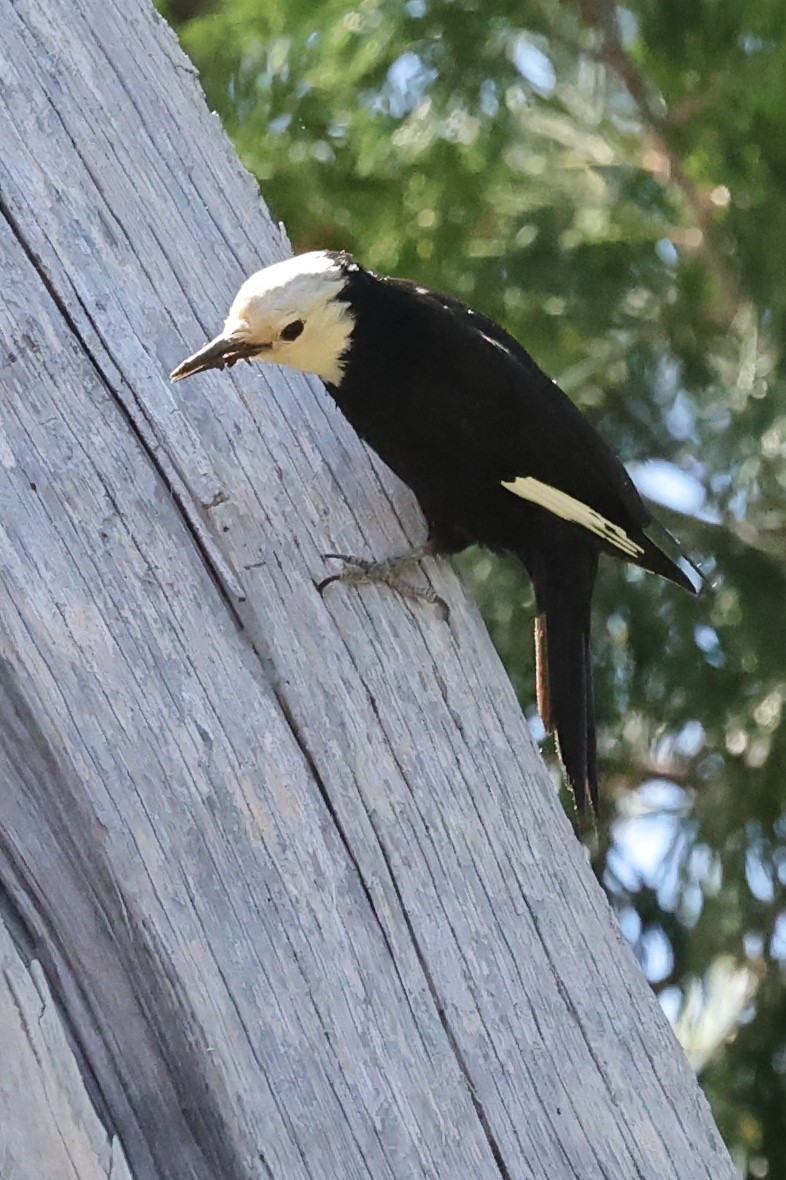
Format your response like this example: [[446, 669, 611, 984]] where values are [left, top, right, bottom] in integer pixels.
[[170, 251, 355, 386]]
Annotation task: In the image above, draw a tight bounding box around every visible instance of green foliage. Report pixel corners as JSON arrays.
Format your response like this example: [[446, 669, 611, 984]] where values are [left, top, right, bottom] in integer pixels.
[[165, 0, 786, 1171]]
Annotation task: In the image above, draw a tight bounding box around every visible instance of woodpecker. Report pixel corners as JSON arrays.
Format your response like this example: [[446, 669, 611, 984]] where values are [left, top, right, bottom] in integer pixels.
[[171, 250, 702, 811]]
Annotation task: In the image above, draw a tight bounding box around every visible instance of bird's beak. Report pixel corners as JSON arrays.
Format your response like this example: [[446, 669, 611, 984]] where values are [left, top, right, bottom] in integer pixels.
[[169, 334, 265, 382]]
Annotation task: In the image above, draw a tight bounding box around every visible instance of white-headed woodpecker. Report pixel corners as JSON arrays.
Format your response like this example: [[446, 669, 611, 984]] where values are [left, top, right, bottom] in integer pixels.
[[171, 250, 702, 812]]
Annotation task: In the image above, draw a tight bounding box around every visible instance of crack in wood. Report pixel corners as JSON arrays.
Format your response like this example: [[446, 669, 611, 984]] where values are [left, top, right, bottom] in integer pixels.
[[0, 193, 248, 614]]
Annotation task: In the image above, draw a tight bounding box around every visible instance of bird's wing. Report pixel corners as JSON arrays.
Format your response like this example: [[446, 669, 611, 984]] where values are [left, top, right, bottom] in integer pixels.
[[388, 279, 651, 534], [384, 279, 701, 590]]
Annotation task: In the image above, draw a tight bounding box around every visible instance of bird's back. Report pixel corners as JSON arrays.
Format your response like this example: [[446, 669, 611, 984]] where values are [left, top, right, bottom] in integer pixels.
[[331, 269, 694, 578]]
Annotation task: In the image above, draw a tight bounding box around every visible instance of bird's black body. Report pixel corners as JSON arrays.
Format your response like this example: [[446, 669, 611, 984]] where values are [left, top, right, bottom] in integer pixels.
[[323, 258, 698, 810], [171, 249, 701, 813]]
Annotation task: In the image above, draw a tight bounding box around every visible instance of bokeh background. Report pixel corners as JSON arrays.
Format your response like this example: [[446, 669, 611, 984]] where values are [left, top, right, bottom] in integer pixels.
[[162, 1, 786, 1173]]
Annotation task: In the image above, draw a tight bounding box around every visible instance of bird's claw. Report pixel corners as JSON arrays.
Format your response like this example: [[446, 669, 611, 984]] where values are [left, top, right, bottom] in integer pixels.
[[317, 552, 449, 621]]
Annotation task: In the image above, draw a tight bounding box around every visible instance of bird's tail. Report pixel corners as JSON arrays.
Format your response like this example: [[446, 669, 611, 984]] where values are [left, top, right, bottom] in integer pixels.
[[531, 550, 599, 813]]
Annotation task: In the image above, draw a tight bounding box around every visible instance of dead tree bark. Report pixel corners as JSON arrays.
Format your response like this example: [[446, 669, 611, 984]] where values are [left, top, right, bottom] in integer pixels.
[[0, 0, 735, 1177]]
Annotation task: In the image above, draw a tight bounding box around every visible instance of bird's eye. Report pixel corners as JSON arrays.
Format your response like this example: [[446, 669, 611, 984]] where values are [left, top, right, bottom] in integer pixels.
[[280, 319, 304, 342]]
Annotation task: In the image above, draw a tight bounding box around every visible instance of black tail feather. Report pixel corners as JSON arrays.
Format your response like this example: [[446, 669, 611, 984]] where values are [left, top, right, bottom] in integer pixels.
[[532, 552, 599, 812], [583, 628, 598, 811]]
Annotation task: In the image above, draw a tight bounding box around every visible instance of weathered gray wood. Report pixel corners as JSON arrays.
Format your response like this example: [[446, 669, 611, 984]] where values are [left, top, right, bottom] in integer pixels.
[[0, 0, 735, 1177], [1, 917, 133, 1180]]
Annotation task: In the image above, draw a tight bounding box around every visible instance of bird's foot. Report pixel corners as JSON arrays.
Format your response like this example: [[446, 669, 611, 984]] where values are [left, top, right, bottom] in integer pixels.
[[317, 548, 449, 621]]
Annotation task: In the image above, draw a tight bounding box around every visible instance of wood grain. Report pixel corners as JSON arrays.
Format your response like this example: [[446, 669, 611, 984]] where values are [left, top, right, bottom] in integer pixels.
[[0, 0, 736, 1176]]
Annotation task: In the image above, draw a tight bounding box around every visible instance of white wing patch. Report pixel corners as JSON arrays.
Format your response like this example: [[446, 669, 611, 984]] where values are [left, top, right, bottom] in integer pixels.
[[501, 476, 645, 558]]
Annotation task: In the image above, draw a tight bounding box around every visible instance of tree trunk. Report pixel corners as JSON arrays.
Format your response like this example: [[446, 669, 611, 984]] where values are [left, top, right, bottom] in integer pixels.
[[0, 0, 735, 1177]]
